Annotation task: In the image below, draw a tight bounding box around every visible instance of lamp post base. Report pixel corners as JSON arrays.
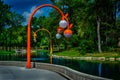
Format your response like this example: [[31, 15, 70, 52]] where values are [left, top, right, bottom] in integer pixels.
[[26, 63, 31, 68]]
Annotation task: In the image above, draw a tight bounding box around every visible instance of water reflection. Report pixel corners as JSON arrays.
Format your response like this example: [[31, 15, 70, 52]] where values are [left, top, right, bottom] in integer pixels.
[[1, 52, 120, 80], [98, 63, 102, 76], [52, 58, 120, 80]]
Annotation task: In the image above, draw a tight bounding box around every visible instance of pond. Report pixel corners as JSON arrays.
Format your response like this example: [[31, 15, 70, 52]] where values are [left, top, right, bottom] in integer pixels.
[[52, 58, 120, 80], [0, 52, 120, 80]]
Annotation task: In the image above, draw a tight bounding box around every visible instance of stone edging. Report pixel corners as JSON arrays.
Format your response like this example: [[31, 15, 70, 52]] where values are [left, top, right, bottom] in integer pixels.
[[53, 55, 120, 61]]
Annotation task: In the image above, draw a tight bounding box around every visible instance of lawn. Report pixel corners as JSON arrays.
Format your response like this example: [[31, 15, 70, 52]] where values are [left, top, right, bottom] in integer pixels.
[[0, 50, 15, 55], [53, 49, 120, 57]]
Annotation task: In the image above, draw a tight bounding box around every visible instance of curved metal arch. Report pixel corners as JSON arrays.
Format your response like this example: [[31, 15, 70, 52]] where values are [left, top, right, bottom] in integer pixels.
[[27, 4, 65, 68], [34, 28, 51, 38], [33, 28, 53, 64]]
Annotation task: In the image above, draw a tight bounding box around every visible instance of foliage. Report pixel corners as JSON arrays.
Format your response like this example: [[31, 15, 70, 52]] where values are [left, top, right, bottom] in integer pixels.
[[0, 1, 10, 31], [0, 0, 120, 54], [0, 50, 15, 54], [0, 1, 25, 50], [77, 39, 97, 54], [50, 0, 120, 53]]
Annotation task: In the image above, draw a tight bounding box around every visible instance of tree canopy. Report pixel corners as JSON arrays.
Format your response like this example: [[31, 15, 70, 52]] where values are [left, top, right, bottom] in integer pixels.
[[0, 0, 120, 53]]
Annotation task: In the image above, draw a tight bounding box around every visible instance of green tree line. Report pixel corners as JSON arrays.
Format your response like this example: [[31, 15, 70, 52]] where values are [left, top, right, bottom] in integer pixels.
[[0, 0, 120, 54]]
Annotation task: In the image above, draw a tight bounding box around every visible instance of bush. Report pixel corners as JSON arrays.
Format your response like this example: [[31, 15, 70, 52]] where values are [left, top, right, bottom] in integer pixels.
[[77, 39, 96, 54]]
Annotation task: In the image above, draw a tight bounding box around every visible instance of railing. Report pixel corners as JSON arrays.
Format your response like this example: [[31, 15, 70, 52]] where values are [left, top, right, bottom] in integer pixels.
[[0, 46, 66, 52]]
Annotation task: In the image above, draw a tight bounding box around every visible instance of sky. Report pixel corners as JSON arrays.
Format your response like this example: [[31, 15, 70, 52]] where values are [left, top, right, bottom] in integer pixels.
[[3, 0, 52, 25], [3, 0, 119, 25]]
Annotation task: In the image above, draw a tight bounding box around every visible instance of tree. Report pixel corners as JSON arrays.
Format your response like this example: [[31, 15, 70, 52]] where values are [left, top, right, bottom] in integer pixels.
[[49, 0, 97, 52], [0, 1, 10, 50], [49, 0, 120, 53], [0, 0, 10, 31], [97, 17, 102, 53], [94, 0, 103, 53], [93, 0, 119, 52], [0, 0, 25, 50]]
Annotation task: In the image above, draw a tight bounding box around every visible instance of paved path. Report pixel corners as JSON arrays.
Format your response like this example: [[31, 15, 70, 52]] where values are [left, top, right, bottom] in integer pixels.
[[0, 66, 68, 80]]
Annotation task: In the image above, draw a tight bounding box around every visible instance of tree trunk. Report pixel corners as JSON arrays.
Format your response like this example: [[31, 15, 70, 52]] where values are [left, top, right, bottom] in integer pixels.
[[118, 38, 120, 47], [9, 29, 12, 51], [97, 17, 102, 53]]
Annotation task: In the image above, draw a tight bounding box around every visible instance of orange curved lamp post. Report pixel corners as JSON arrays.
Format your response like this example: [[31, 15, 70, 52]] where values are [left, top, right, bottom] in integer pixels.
[[26, 4, 73, 68], [33, 28, 52, 64]]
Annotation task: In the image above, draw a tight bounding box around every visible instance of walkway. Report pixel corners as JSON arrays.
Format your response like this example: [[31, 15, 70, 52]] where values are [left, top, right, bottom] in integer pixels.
[[0, 66, 68, 80]]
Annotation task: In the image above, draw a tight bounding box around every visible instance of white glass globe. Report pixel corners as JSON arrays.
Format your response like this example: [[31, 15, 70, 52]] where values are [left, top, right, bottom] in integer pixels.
[[59, 20, 67, 28], [56, 33, 62, 39], [34, 38, 36, 42], [64, 34, 72, 38]]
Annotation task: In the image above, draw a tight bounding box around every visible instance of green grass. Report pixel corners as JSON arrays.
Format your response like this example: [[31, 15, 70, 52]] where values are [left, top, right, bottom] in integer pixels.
[[53, 49, 80, 57], [0, 50, 15, 55], [53, 49, 120, 57], [37, 50, 49, 53], [84, 52, 120, 57]]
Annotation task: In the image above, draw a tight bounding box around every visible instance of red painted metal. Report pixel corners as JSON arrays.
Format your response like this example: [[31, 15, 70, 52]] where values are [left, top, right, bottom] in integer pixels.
[[26, 4, 66, 68], [57, 27, 64, 33]]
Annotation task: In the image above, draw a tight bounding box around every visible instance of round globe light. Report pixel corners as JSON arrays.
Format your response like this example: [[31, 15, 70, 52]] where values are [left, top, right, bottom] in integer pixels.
[[34, 38, 36, 42], [59, 20, 68, 28], [56, 33, 62, 39], [64, 29, 72, 38]]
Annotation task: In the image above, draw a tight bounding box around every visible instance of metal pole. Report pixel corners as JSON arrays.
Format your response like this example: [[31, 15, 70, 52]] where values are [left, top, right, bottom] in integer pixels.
[[26, 4, 69, 68]]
